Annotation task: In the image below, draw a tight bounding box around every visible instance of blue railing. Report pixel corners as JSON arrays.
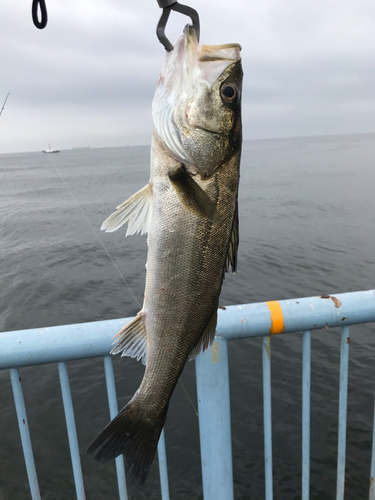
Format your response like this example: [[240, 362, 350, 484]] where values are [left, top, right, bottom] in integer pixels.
[[1, 289, 375, 500]]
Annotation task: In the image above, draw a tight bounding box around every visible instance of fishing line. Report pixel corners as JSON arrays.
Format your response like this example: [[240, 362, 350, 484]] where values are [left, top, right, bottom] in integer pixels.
[[178, 378, 199, 417], [46, 152, 198, 417], [234, 483, 244, 500], [0, 93, 10, 117], [44, 153, 141, 309]]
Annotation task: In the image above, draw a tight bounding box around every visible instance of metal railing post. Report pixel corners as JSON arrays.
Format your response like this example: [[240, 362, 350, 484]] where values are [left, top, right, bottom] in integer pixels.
[[369, 391, 375, 500], [196, 337, 234, 500], [58, 362, 86, 500], [336, 326, 350, 500], [302, 331, 311, 500], [157, 429, 170, 500], [103, 356, 128, 500], [9, 368, 41, 500], [262, 335, 273, 500]]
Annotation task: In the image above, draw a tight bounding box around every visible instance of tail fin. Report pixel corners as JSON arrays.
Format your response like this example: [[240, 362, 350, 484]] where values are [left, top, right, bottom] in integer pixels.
[[86, 399, 168, 487]]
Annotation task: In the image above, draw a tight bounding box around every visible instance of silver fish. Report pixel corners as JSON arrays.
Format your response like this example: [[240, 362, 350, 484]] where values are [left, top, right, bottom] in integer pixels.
[[87, 25, 243, 486]]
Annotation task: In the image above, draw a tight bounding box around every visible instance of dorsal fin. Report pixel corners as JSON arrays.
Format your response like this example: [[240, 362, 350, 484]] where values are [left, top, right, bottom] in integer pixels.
[[225, 200, 239, 274], [188, 306, 218, 361], [111, 313, 147, 365], [101, 182, 153, 236]]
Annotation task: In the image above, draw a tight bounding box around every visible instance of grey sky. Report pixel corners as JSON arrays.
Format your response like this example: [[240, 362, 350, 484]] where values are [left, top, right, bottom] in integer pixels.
[[1, 0, 375, 153]]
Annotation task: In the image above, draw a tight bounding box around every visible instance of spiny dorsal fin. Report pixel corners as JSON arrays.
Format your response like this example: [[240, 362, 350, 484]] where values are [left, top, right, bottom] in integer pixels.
[[111, 313, 147, 365], [225, 200, 239, 274], [168, 165, 218, 222], [101, 182, 153, 236], [188, 306, 218, 361]]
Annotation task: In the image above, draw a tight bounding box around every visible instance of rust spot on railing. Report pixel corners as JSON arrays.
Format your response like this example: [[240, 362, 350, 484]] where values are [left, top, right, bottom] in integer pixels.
[[320, 295, 342, 308], [331, 296, 342, 308]]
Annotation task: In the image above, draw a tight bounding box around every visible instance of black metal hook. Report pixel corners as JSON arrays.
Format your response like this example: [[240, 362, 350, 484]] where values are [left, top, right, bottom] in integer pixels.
[[32, 0, 48, 29], [156, 1, 200, 51]]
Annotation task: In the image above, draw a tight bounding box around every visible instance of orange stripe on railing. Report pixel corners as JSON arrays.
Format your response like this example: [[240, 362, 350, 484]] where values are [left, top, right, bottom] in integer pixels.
[[266, 301, 285, 335]]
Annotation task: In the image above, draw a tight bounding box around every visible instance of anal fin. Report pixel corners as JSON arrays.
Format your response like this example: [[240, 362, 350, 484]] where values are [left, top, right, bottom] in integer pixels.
[[168, 166, 218, 222], [188, 306, 218, 361], [101, 182, 153, 236], [111, 313, 147, 365]]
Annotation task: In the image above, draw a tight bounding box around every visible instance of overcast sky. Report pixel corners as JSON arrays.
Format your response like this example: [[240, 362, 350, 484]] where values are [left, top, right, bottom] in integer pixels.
[[1, 0, 375, 153]]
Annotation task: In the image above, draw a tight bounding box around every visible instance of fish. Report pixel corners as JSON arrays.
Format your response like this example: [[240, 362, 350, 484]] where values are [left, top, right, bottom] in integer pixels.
[[86, 25, 243, 487]]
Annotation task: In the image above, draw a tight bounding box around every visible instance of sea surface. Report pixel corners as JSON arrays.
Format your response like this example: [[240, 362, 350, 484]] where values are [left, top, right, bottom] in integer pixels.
[[1, 134, 375, 500]]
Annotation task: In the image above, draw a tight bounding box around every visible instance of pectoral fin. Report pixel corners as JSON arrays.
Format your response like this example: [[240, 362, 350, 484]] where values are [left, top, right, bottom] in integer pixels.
[[101, 182, 153, 236], [168, 166, 218, 221], [111, 312, 147, 365]]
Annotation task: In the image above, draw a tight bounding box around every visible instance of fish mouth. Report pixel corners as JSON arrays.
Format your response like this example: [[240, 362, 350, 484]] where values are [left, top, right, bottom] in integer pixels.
[[181, 25, 241, 88], [183, 24, 242, 56]]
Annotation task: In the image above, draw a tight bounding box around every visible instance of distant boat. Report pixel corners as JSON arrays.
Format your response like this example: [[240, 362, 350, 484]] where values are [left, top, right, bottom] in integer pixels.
[[43, 144, 60, 153]]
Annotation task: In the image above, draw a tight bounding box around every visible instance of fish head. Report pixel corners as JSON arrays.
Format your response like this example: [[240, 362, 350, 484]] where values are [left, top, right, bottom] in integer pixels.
[[152, 25, 243, 178]]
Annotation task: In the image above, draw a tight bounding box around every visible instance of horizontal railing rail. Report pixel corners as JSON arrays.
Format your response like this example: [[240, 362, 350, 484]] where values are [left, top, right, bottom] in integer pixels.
[[1, 289, 375, 500], [2, 289, 375, 370]]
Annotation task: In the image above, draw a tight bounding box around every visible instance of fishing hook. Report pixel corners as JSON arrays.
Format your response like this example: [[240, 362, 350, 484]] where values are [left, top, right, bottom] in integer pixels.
[[32, 0, 48, 29], [156, 0, 200, 51]]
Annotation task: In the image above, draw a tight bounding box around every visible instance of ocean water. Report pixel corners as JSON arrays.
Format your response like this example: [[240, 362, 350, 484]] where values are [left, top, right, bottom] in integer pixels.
[[0, 134, 375, 499]]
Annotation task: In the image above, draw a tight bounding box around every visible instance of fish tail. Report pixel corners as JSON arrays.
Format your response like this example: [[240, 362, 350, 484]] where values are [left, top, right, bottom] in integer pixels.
[[86, 398, 168, 487]]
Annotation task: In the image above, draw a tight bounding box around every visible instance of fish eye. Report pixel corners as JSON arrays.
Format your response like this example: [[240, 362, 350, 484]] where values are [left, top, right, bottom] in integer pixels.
[[220, 84, 237, 103]]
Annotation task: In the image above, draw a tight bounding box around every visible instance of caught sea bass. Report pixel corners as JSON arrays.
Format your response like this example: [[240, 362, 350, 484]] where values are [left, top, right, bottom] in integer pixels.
[[87, 25, 243, 486]]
